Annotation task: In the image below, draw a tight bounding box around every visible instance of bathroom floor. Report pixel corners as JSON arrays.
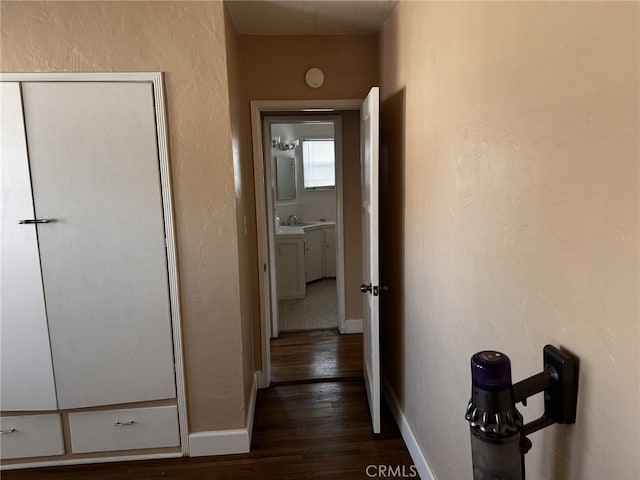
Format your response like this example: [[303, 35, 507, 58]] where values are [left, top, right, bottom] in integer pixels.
[[278, 278, 337, 331]]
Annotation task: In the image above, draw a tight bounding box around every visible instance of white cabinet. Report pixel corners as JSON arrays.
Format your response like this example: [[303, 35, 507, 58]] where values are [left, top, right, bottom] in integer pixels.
[[0, 414, 65, 460], [323, 226, 336, 277], [301, 224, 336, 282], [275, 223, 336, 299], [304, 228, 324, 282], [0, 78, 181, 463], [68, 406, 180, 454], [276, 236, 306, 299]]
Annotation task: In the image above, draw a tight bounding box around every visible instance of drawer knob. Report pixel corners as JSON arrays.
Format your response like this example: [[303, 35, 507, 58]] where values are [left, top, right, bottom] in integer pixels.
[[114, 420, 136, 427], [0, 428, 16, 434]]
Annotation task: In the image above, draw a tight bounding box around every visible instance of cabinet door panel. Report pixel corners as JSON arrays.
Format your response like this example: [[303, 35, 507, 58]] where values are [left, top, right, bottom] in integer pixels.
[[0, 82, 58, 411], [276, 238, 305, 299], [304, 228, 324, 282], [324, 226, 336, 277], [22, 82, 176, 409]]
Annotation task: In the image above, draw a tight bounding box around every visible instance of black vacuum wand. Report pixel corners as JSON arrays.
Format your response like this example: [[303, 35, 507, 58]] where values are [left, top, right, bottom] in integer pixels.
[[465, 345, 579, 479]]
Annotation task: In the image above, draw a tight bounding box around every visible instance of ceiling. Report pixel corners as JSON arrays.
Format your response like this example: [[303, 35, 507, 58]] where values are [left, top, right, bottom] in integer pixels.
[[226, 0, 398, 35]]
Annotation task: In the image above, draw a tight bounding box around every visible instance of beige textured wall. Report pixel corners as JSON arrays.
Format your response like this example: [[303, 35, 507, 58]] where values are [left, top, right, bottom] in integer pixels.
[[237, 34, 377, 363], [223, 4, 255, 419], [379, 2, 639, 479], [341, 110, 364, 321], [240, 34, 378, 101], [1, 1, 248, 432]]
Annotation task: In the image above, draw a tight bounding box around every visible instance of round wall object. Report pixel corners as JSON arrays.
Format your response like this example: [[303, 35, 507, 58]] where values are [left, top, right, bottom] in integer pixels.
[[305, 68, 325, 88]]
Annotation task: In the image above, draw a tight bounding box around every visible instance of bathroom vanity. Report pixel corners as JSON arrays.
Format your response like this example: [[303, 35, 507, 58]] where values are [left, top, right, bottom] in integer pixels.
[[275, 221, 336, 299]]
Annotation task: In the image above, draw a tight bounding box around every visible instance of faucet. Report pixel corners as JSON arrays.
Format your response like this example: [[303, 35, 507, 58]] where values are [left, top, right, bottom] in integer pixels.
[[288, 214, 298, 225]]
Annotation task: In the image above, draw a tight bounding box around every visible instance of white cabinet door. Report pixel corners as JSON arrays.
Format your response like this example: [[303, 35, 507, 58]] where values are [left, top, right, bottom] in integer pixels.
[[22, 82, 176, 409], [304, 228, 324, 282], [276, 237, 306, 299], [0, 83, 58, 411], [323, 226, 336, 277]]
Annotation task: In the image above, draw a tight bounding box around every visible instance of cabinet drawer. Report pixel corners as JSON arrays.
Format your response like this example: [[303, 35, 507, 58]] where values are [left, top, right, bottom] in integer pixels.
[[68, 405, 180, 453], [0, 414, 64, 459]]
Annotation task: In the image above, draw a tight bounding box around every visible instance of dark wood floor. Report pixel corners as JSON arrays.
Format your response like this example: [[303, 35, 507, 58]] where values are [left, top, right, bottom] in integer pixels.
[[3, 331, 416, 479], [270, 329, 363, 384]]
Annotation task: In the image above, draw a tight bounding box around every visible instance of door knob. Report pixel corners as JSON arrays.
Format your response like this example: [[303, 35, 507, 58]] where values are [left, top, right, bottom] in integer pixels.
[[360, 283, 372, 293]]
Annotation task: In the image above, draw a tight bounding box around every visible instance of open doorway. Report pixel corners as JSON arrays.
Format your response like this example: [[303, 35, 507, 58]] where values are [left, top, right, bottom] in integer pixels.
[[267, 117, 340, 335], [265, 116, 363, 385], [251, 90, 381, 432], [250, 100, 364, 388]]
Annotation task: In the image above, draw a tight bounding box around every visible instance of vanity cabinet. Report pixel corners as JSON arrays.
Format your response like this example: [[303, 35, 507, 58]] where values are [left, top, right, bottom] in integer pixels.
[[275, 236, 306, 299], [0, 79, 181, 465], [304, 225, 337, 281], [275, 223, 336, 300]]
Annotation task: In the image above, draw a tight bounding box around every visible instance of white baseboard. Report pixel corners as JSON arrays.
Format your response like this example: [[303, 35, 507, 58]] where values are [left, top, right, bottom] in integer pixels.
[[246, 372, 258, 445], [381, 375, 437, 480], [343, 318, 363, 334], [189, 372, 258, 457], [256, 369, 269, 389], [1, 452, 182, 471]]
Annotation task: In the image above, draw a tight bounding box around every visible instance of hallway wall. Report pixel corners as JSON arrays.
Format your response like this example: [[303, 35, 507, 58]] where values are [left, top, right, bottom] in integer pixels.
[[379, 2, 639, 479], [224, 4, 255, 427]]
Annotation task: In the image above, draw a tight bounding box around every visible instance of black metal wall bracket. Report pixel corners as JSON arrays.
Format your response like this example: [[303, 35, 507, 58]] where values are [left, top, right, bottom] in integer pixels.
[[512, 345, 579, 436]]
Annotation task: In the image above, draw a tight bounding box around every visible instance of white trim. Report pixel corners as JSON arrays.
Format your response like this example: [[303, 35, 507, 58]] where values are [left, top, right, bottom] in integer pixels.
[[246, 373, 258, 444], [189, 429, 250, 457], [255, 370, 269, 389], [251, 104, 272, 386], [251, 99, 361, 112], [261, 116, 279, 339], [0, 72, 163, 82], [151, 73, 190, 456], [1, 452, 182, 471], [381, 375, 437, 480], [189, 373, 257, 457], [252, 100, 361, 389], [0, 72, 189, 456], [341, 318, 363, 334]]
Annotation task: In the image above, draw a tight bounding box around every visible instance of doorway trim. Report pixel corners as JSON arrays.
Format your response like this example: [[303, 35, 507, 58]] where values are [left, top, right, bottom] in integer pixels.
[[251, 99, 361, 389]]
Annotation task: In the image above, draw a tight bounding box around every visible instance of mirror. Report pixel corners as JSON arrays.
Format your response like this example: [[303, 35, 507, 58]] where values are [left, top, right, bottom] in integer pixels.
[[276, 156, 296, 201]]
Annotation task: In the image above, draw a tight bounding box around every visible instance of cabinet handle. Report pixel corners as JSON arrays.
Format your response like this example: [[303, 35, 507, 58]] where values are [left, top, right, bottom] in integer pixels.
[[0, 428, 16, 434], [18, 218, 55, 224], [114, 420, 136, 427]]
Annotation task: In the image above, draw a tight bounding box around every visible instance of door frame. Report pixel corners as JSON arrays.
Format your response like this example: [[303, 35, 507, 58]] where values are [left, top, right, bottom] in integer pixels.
[[0, 72, 190, 456], [250, 99, 361, 389]]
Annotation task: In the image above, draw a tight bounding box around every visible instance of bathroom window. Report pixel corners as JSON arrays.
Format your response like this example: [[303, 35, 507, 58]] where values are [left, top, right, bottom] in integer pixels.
[[302, 138, 335, 190]]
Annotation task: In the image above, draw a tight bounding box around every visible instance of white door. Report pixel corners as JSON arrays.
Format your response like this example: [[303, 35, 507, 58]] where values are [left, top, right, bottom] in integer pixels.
[[0, 83, 58, 411], [360, 87, 380, 433], [21, 82, 176, 409]]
